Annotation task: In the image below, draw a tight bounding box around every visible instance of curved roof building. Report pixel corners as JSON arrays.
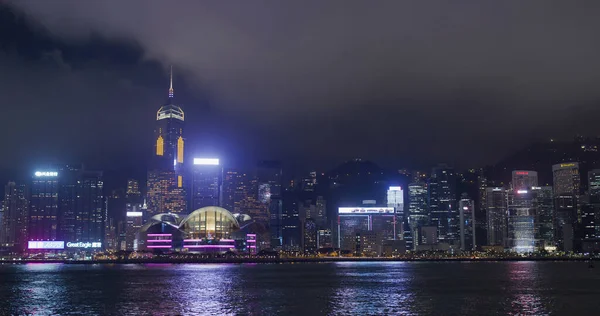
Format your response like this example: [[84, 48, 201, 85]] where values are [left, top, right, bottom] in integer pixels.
[[137, 207, 243, 253]]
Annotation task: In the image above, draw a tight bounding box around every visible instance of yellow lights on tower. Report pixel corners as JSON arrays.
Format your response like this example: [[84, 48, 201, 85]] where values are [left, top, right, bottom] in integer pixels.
[[156, 136, 164, 156], [177, 136, 184, 163], [178, 175, 183, 188]]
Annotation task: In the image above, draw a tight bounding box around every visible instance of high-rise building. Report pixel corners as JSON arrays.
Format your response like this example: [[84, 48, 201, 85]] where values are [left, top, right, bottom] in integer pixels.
[[337, 207, 396, 255], [428, 165, 457, 244], [459, 195, 475, 251], [511, 170, 538, 190], [486, 187, 507, 247], [220, 168, 239, 211], [59, 166, 104, 245], [153, 67, 185, 172], [190, 158, 221, 211], [126, 179, 142, 204], [125, 202, 145, 251], [476, 172, 488, 246], [303, 218, 317, 254], [29, 170, 60, 242], [532, 186, 554, 248], [507, 190, 537, 253], [258, 160, 283, 249], [1, 182, 29, 251], [317, 229, 333, 249], [147, 68, 186, 215], [588, 169, 600, 203], [281, 189, 301, 251], [408, 182, 428, 229], [146, 170, 186, 215], [552, 162, 580, 251], [387, 186, 404, 238]]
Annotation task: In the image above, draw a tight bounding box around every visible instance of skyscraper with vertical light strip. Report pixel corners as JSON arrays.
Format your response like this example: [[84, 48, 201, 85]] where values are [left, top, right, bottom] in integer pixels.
[[147, 67, 187, 216]]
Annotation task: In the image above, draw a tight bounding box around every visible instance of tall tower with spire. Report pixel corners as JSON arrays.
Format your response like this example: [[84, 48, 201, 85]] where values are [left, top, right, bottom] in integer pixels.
[[147, 66, 187, 215]]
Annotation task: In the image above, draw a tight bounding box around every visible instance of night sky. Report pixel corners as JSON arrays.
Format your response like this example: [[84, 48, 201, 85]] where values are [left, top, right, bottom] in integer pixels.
[[3, 1, 600, 181]]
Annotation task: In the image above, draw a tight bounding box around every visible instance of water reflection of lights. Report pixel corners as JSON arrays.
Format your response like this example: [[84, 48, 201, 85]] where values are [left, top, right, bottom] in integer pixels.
[[507, 262, 546, 315]]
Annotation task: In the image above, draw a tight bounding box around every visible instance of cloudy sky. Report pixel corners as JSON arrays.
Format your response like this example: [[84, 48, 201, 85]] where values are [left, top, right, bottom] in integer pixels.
[[2, 0, 600, 178]]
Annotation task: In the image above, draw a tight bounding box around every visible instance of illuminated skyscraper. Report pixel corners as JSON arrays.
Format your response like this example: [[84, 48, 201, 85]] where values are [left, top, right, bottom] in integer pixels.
[[486, 187, 507, 246], [507, 190, 537, 253], [387, 186, 404, 239], [428, 165, 458, 244], [59, 167, 104, 245], [408, 182, 428, 228], [511, 170, 538, 190], [552, 162, 580, 251], [459, 195, 475, 251], [29, 170, 60, 242], [147, 67, 186, 215], [154, 67, 185, 171], [126, 179, 142, 203], [190, 158, 221, 210], [258, 160, 283, 248], [1, 182, 29, 251], [532, 186, 554, 248]]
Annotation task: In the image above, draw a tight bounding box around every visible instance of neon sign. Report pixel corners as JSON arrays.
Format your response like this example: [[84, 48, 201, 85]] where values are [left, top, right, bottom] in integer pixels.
[[66, 242, 102, 248], [28, 241, 64, 249], [515, 171, 529, 175], [34, 171, 58, 177]]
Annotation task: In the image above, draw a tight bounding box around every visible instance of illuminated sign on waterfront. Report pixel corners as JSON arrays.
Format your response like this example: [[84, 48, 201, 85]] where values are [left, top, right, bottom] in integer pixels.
[[66, 242, 102, 249], [193, 158, 220, 165], [34, 171, 58, 177], [338, 207, 395, 214], [28, 241, 64, 249]]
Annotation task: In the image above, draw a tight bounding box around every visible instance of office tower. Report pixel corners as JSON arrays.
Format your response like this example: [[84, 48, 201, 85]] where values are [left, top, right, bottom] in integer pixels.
[[552, 162, 580, 251], [428, 165, 457, 244], [1, 182, 29, 251], [459, 195, 475, 251], [153, 67, 185, 171], [581, 203, 597, 240], [147, 68, 186, 215], [258, 160, 283, 249], [476, 172, 488, 246], [532, 186, 554, 248], [220, 168, 238, 211], [29, 170, 60, 242], [126, 179, 142, 204], [125, 202, 145, 251], [190, 158, 221, 210], [303, 218, 317, 254], [146, 170, 186, 215], [511, 170, 539, 190], [104, 216, 117, 251], [486, 187, 507, 246], [387, 186, 404, 239], [301, 171, 317, 192], [588, 169, 600, 203], [507, 190, 537, 253], [337, 206, 396, 255], [408, 182, 428, 228], [59, 166, 104, 245], [317, 229, 333, 248], [315, 196, 327, 227], [281, 189, 301, 251]]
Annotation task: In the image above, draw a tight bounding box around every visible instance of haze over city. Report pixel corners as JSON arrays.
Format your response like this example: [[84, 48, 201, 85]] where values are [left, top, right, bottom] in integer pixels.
[[3, 1, 600, 179]]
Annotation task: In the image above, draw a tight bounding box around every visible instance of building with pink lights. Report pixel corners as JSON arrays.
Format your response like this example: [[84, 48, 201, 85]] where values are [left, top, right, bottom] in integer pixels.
[[137, 206, 255, 254]]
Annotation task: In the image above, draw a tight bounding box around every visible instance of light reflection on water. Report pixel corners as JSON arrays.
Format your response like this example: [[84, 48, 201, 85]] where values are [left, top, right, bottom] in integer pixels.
[[0, 262, 599, 315]]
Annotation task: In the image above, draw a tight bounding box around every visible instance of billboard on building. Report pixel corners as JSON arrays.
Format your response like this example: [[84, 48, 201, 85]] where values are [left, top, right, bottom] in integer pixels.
[[338, 207, 395, 214]]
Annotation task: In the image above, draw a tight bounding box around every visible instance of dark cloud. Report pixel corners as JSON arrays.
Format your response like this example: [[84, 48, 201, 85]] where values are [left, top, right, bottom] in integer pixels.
[[3, 1, 600, 174]]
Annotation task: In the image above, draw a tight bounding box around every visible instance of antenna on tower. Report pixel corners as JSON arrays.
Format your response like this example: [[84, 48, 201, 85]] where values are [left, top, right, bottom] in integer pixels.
[[168, 65, 174, 98]]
